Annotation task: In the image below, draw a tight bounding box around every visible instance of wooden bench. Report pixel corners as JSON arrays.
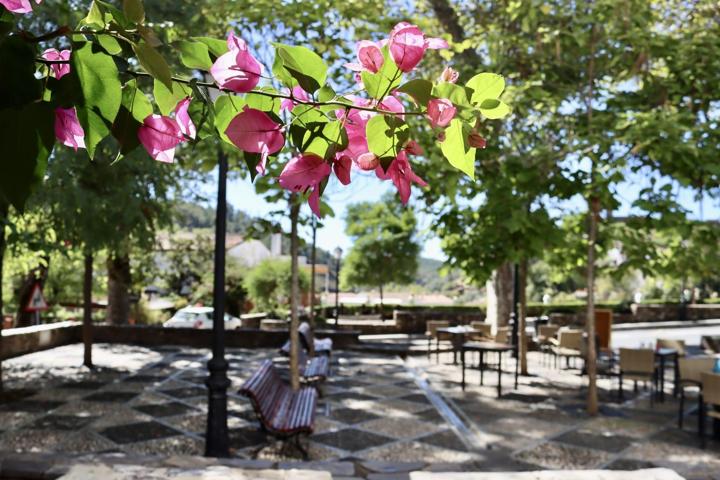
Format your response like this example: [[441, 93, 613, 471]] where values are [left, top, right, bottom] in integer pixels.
[[238, 360, 318, 458], [298, 350, 330, 389], [280, 322, 333, 357]]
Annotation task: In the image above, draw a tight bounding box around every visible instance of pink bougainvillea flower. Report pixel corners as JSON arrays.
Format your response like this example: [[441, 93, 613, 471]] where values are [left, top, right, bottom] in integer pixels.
[[174, 97, 196, 140], [375, 151, 427, 205], [356, 152, 379, 171], [279, 153, 331, 191], [279, 153, 332, 217], [439, 66, 459, 84], [333, 155, 352, 185], [468, 132, 487, 149], [41, 48, 70, 79], [388, 22, 448, 72], [0, 0, 41, 14], [226, 107, 285, 174], [344, 40, 384, 73], [280, 86, 310, 111], [427, 98, 456, 128], [210, 32, 263, 93], [308, 186, 322, 217], [379, 95, 405, 117], [138, 114, 185, 163], [54, 107, 85, 151], [405, 139, 424, 156]]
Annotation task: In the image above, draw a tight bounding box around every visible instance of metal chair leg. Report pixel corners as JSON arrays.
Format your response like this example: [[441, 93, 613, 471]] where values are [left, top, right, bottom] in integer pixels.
[[678, 387, 685, 429]]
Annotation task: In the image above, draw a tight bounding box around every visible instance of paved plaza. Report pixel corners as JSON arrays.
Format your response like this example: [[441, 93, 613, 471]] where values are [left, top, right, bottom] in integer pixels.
[[0, 343, 718, 479]]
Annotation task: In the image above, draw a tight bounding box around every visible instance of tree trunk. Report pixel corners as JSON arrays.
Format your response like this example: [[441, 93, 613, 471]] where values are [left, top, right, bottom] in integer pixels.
[[379, 283, 384, 320], [586, 197, 600, 416], [289, 197, 301, 391], [83, 252, 93, 368], [486, 262, 513, 332], [107, 253, 131, 325], [0, 202, 6, 393], [519, 259, 528, 375], [427, 0, 481, 67], [309, 217, 317, 327]]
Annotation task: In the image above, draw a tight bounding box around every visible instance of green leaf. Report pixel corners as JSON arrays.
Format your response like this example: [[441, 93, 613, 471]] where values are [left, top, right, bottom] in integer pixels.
[[0, 36, 42, 109], [214, 94, 245, 144], [121, 80, 152, 121], [0, 8, 14, 38], [317, 85, 336, 103], [440, 119, 475, 179], [246, 87, 281, 114], [132, 41, 172, 90], [123, 0, 144, 24], [244, 152, 262, 181], [178, 40, 212, 70], [193, 36, 227, 58], [110, 105, 141, 155], [97, 34, 122, 55], [303, 120, 347, 159], [72, 41, 122, 158], [95, 0, 129, 28], [396, 79, 433, 106], [479, 99, 511, 119], [0, 102, 55, 210], [366, 114, 409, 160], [361, 48, 401, 100], [81, 1, 105, 28], [291, 104, 328, 127], [466, 73, 505, 105], [153, 79, 191, 115], [188, 98, 215, 139], [272, 43, 327, 93]]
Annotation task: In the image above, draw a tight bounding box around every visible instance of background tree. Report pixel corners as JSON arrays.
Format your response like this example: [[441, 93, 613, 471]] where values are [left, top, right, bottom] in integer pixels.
[[244, 258, 310, 314], [341, 198, 420, 315]]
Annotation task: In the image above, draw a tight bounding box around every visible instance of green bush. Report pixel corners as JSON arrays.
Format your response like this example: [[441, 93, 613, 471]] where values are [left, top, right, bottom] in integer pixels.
[[192, 258, 247, 316], [245, 259, 309, 314]]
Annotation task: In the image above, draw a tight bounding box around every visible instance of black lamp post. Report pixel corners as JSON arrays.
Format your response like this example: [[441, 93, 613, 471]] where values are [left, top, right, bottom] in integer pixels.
[[205, 149, 230, 457], [334, 247, 342, 326]]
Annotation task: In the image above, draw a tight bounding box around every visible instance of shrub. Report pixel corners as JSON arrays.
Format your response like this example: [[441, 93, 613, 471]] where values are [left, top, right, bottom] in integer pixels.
[[245, 259, 309, 314]]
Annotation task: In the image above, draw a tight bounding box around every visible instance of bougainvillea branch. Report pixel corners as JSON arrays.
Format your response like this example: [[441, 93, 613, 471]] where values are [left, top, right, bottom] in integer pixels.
[[0, 0, 510, 215]]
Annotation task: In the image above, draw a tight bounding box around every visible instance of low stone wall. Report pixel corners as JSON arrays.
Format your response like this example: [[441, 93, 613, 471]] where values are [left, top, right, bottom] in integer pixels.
[[93, 325, 360, 349], [548, 304, 720, 327], [0, 321, 81, 360], [393, 310, 485, 334]]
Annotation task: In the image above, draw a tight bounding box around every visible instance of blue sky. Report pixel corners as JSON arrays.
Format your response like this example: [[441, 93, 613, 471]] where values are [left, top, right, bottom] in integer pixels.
[[216, 166, 718, 262]]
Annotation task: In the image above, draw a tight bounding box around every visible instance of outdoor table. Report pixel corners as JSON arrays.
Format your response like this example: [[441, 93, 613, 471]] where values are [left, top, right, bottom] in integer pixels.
[[655, 347, 679, 402], [461, 341, 519, 398], [437, 326, 477, 365]]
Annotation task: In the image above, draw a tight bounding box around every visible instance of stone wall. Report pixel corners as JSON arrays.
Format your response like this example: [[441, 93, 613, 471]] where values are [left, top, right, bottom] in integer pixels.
[[0, 321, 81, 360], [93, 325, 360, 349]]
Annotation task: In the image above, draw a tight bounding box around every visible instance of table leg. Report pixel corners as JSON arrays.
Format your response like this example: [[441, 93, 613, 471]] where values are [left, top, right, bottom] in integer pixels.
[[480, 350, 484, 386], [461, 347, 466, 391], [497, 351, 503, 398], [673, 354, 679, 397], [659, 355, 666, 402]]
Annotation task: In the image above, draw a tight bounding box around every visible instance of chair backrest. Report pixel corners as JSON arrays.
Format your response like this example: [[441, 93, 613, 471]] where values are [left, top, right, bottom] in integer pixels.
[[701, 372, 720, 406], [558, 330, 583, 350], [538, 325, 559, 339], [657, 338, 687, 356], [426, 320, 450, 337], [470, 321, 492, 337], [239, 360, 287, 423], [619, 348, 655, 374], [495, 327, 510, 344], [679, 356, 715, 383]]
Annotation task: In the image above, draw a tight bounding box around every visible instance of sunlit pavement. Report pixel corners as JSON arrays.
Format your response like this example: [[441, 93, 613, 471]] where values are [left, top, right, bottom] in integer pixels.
[[0, 343, 718, 478]]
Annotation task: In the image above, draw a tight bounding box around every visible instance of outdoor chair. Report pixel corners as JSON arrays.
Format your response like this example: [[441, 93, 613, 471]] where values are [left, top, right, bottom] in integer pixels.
[[537, 324, 559, 366], [701, 336, 720, 354], [494, 326, 511, 344], [678, 356, 715, 428], [469, 321, 492, 341], [699, 371, 720, 448], [657, 338, 687, 356], [550, 329, 583, 369], [618, 348, 658, 404], [425, 320, 450, 363]]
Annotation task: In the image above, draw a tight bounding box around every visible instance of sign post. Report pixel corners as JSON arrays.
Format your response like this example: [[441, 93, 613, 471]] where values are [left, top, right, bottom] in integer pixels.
[[24, 283, 48, 325]]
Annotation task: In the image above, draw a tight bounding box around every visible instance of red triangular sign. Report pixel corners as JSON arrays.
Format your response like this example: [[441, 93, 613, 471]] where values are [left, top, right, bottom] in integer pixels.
[[24, 283, 48, 312]]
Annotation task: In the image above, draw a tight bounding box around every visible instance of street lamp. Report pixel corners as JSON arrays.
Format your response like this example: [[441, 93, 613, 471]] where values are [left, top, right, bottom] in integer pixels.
[[204, 73, 230, 459], [334, 247, 342, 326]]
